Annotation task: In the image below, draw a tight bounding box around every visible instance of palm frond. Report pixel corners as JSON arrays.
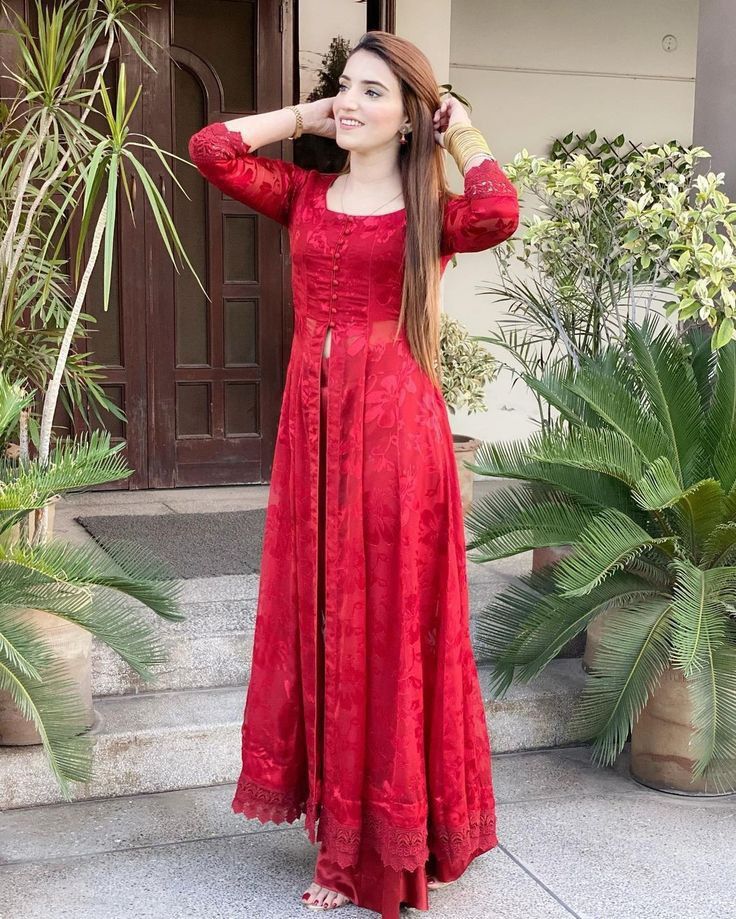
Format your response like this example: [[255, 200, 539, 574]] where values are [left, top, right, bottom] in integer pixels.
[[626, 317, 703, 485], [669, 560, 735, 676], [3, 539, 184, 621], [569, 597, 673, 766], [476, 568, 668, 697], [702, 523, 736, 567], [703, 342, 736, 476], [0, 656, 93, 796], [688, 643, 736, 792], [553, 508, 678, 597], [566, 369, 674, 469], [465, 484, 598, 558], [529, 426, 647, 488], [471, 435, 634, 514]]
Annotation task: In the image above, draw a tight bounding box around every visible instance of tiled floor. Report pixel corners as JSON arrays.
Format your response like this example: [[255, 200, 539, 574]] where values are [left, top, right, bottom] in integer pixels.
[[2, 744, 732, 918]]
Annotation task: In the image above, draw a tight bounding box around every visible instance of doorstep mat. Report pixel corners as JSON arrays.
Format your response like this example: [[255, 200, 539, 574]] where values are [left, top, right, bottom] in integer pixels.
[[76, 508, 267, 578]]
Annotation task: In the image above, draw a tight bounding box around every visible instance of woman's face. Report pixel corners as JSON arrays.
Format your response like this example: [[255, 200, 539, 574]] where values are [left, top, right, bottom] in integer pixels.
[[333, 49, 407, 153]]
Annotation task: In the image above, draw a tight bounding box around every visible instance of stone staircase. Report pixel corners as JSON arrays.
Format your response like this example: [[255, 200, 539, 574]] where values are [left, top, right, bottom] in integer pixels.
[[0, 524, 587, 810]]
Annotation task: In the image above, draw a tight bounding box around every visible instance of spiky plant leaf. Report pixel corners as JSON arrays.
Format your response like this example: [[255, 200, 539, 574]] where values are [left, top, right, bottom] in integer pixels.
[[553, 508, 678, 597], [569, 597, 673, 766], [669, 560, 736, 676], [703, 342, 736, 471], [529, 426, 647, 487], [0, 655, 93, 796], [625, 317, 703, 485], [2, 539, 184, 622], [702, 523, 736, 567], [476, 568, 669, 698], [565, 369, 674, 469], [471, 435, 633, 514], [687, 644, 736, 792], [465, 484, 598, 558]]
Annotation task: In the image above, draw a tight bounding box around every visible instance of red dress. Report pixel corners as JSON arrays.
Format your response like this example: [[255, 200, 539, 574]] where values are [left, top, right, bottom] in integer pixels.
[[188, 122, 519, 918]]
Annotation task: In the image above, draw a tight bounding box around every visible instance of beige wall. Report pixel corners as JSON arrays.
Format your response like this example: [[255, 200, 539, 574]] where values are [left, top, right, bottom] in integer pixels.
[[298, 0, 366, 101]]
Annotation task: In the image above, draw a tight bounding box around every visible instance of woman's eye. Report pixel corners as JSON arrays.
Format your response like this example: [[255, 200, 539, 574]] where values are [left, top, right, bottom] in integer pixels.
[[337, 84, 379, 98]]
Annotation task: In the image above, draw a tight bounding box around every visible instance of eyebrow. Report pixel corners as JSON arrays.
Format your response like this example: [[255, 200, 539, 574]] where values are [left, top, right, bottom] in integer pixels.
[[339, 74, 389, 91]]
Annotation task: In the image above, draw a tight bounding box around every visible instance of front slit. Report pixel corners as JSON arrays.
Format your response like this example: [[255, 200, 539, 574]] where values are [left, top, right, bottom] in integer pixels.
[[315, 343, 329, 811]]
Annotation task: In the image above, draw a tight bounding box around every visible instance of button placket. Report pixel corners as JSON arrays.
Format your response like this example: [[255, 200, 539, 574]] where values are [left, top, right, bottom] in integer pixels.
[[329, 217, 352, 325]]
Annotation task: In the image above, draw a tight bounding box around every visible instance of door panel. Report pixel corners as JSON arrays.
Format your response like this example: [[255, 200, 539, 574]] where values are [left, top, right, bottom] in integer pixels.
[[143, 0, 288, 487]]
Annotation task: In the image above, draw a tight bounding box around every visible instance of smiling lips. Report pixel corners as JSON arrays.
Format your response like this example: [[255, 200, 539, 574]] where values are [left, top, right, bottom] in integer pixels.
[[339, 118, 364, 129]]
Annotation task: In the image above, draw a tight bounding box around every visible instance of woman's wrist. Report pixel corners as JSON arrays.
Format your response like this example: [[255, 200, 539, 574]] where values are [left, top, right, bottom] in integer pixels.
[[444, 123, 495, 172], [464, 152, 494, 172], [287, 103, 317, 136]]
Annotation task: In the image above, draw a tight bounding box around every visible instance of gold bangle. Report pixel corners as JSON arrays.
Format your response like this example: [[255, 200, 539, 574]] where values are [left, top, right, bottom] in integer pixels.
[[286, 105, 303, 140], [444, 124, 494, 171]]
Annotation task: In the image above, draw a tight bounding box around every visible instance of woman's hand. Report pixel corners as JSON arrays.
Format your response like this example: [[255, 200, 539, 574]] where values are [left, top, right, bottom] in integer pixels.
[[298, 97, 337, 140], [433, 96, 472, 147]]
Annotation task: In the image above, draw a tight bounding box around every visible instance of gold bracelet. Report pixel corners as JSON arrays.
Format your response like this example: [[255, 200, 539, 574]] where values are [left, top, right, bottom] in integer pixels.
[[286, 105, 303, 140], [447, 127, 493, 171], [443, 124, 494, 171]]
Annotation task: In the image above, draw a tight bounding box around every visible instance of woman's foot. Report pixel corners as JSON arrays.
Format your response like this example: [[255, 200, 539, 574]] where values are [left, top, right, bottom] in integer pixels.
[[302, 882, 351, 909], [427, 875, 455, 890]]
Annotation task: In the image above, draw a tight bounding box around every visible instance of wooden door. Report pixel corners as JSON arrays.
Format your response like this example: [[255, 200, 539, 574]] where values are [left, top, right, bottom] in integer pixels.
[[141, 0, 292, 487]]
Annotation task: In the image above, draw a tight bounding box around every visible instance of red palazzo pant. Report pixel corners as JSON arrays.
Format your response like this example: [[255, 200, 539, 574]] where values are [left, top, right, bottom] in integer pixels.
[[313, 352, 470, 919]]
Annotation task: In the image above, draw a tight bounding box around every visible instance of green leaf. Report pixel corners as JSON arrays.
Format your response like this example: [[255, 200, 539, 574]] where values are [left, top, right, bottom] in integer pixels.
[[553, 508, 678, 597], [569, 597, 673, 767]]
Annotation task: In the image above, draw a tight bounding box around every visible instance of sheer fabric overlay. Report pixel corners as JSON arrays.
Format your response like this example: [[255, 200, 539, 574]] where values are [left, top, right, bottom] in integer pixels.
[[189, 122, 519, 917]]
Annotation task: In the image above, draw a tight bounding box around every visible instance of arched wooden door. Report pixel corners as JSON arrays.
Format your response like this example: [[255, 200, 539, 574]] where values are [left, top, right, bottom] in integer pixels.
[[140, 0, 292, 487]]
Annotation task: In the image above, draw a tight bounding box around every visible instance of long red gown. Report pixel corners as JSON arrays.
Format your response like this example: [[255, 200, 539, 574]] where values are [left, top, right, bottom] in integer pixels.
[[189, 122, 519, 918]]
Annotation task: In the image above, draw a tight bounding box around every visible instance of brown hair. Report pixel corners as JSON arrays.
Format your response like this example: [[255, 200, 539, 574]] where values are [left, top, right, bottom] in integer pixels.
[[342, 31, 451, 388]]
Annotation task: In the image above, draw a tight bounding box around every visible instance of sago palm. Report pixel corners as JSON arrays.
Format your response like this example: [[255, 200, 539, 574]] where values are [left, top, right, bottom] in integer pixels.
[[0, 372, 184, 799], [467, 316, 736, 792]]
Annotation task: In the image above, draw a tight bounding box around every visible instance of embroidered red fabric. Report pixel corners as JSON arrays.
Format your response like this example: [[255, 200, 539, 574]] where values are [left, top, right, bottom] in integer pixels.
[[189, 122, 519, 916]]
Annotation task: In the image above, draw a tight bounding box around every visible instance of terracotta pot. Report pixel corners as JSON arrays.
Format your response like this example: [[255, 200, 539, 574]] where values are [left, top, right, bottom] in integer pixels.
[[532, 544, 573, 573], [2, 496, 59, 546], [581, 607, 613, 673], [630, 665, 736, 796], [0, 497, 95, 746], [453, 434, 481, 514], [0, 609, 94, 745], [530, 545, 586, 659]]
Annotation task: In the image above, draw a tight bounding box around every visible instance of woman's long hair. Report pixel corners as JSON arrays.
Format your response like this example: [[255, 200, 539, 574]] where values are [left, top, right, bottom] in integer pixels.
[[341, 32, 451, 388]]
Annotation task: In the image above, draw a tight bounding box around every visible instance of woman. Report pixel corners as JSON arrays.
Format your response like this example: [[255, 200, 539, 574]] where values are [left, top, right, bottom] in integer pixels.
[[189, 30, 519, 919]]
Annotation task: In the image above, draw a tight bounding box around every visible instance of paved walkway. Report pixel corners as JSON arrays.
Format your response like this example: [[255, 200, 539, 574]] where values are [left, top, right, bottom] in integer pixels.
[[2, 743, 732, 918]]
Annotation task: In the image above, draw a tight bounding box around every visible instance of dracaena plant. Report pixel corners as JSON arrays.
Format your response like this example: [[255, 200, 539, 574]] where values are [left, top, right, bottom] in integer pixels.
[[466, 316, 736, 793], [0, 370, 184, 798], [0, 0, 202, 542]]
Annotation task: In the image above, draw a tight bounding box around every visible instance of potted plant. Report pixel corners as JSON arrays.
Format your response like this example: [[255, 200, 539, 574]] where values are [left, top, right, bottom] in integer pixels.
[[0, 0, 202, 543], [438, 311, 498, 513], [476, 132, 711, 571], [466, 317, 736, 795], [0, 371, 184, 798]]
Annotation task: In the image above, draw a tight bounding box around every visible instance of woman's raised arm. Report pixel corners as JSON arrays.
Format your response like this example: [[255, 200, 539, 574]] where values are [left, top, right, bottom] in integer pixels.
[[440, 156, 520, 255], [188, 102, 335, 226]]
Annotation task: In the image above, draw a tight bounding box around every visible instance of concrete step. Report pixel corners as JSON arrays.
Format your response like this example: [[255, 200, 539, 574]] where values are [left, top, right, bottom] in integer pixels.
[[0, 658, 586, 809], [91, 575, 260, 696], [91, 553, 535, 696]]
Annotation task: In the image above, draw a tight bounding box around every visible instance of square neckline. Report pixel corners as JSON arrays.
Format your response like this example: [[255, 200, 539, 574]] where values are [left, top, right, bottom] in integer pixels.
[[323, 173, 406, 219]]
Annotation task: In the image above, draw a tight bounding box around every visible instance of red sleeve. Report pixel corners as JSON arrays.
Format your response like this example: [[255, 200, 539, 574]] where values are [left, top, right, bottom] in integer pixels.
[[188, 122, 309, 226], [440, 158, 519, 256]]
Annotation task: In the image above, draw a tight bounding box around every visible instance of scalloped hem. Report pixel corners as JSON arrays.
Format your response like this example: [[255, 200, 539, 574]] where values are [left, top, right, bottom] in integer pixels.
[[231, 778, 497, 877]]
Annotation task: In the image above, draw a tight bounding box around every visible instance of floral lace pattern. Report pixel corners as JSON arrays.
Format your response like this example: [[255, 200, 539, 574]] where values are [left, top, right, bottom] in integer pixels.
[[189, 124, 518, 892]]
